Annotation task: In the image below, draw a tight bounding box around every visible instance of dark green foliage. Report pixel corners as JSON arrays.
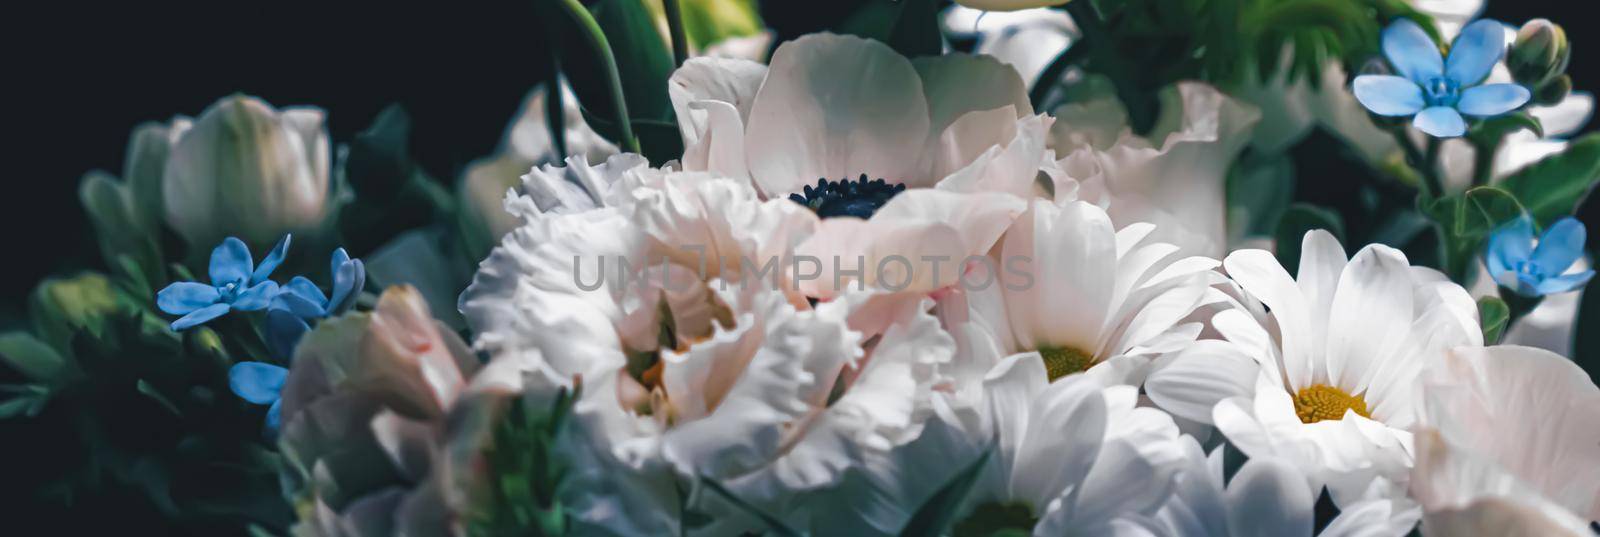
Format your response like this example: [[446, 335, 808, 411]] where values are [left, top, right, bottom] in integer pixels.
[[466, 387, 579, 537], [1, 305, 292, 534]]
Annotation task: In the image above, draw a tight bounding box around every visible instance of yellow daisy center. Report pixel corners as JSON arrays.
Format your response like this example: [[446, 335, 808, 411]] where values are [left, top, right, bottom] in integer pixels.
[[1039, 346, 1095, 381], [1294, 384, 1371, 423]]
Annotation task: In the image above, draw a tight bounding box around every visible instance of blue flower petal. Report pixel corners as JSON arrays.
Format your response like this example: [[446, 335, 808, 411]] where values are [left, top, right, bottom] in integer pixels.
[[171, 302, 231, 330], [1485, 216, 1535, 277], [1383, 19, 1444, 83], [329, 259, 365, 315], [1457, 84, 1531, 117], [265, 399, 282, 435], [1414, 106, 1467, 137], [229, 362, 287, 405], [1446, 19, 1507, 87], [210, 237, 254, 287], [231, 281, 281, 311], [1530, 217, 1587, 275], [284, 276, 330, 306], [265, 308, 311, 362], [272, 292, 329, 319], [156, 282, 221, 315], [330, 248, 351, 277], [1534, 270, 1595, 295], [1353, 75, 1426, 116], [252, 234, 292, 284]]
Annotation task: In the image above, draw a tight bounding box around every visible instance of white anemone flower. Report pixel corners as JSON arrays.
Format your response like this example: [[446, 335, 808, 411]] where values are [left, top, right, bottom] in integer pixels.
[[1049, 80, 1262, 258], [940, 5, 1077, 88], [460, 170, 956, 534], [1411, 345, 1600, 536], [667, 33, 1055, 299], [1206, 230, 1483, 507]]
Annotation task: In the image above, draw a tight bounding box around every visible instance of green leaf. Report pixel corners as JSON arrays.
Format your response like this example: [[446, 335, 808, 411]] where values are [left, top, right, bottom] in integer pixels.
[[1477, 296, 1510, 344], [575, 0, 675, 124], [1423, 186, 1527, 240], [1498, 133, 1600, 227], [897, 448, 995, 537], [1227, 151, 1296, 239], [0, 332, 69, 382], [0, 384, 52, 418], [137, 379, 182, 416], [1275, 203, 1346, 275], [833, 0, 943, 58], [580, 108, 685, 167], [1468, 112, 1544, 145], [696, 475, 801, 537]]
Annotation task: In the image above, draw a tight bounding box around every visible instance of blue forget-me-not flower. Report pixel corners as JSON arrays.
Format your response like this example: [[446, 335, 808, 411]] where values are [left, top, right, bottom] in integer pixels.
[[156, 235, 290, 330], [228, 308, 310, 434], [272, 248, 366, 319], [1354, 18, 1531, 138], [1486, 215, 1594, 297]]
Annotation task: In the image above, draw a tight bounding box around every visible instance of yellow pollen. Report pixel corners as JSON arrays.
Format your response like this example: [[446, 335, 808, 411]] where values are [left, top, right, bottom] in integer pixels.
[[1294, 384, 1370, 423], [1039, 346, 1095, 381]]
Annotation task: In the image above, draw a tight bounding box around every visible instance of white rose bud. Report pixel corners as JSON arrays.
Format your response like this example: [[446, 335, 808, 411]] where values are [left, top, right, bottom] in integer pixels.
[[162, 95, 332, 249]]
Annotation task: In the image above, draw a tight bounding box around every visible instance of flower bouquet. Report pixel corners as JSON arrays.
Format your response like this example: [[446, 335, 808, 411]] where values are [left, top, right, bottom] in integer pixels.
[[4, 0, 1598, 535]]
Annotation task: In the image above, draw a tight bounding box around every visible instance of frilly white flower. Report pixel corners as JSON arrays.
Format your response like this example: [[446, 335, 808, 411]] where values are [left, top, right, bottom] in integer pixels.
[[1204, 230, 1483, 509], [667, 33, 1053, 298], [162, 95, 333, 249], [1049, 80, 1262, 258], [460, 169, 957, 534], [1410, 345, 1600, 535]]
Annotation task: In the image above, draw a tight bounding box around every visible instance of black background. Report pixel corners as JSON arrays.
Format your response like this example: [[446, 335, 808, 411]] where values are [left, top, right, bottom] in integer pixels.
[[3, 0, 1592, 315]]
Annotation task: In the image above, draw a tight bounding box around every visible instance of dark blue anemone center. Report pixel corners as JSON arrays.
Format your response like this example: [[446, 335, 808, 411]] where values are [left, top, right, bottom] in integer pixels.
[[1423, 76, 1461, 107], [788, 174, 906, 219]]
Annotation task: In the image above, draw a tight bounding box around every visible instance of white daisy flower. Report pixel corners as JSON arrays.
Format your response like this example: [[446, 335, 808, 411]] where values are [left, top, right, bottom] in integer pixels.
[[1207, 229, 1483, 507], [1147, 436, 1422, 537], [945, 199, 1224, 398], [814, 354, 1187, 536], [460, 170, 956, 534], [668, 33, 1054, 299], [1411, 345, 1600, 535]]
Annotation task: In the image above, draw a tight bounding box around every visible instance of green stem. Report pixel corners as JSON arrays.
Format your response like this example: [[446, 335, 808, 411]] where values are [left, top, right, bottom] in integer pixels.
[[1471, 137, 1497, 187], [1028, 41, 1093, 111], [1502, 291, 1543, 334], [553, 0, 641, 154], [1062, 1, 1157, 134], [1424, 135, 1445, 196], [662, 0, 690, 67], [546, 69, 568, 161], [1392, 129, 1438, 198]]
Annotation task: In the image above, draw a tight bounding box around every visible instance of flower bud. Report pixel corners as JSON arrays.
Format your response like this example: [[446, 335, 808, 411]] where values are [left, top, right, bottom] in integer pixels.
[[31, 273, 123, 345], [162, 95, 332, 250], [1509, 19, 1570, 87], [1534, 74, 1573, 107]]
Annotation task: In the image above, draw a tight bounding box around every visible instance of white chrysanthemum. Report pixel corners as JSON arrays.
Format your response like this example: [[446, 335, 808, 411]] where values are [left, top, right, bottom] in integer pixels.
[[813, 354, 1187, 536], [1207, 230, 1483, 507], [1147, 436, 1422, 537], [1049, 80, 1261, 258], [946, 199, 1224, 398], [461, 169, 956, 534], [1410, 345, 1600, 535], [668, 33, 1053, 298]]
